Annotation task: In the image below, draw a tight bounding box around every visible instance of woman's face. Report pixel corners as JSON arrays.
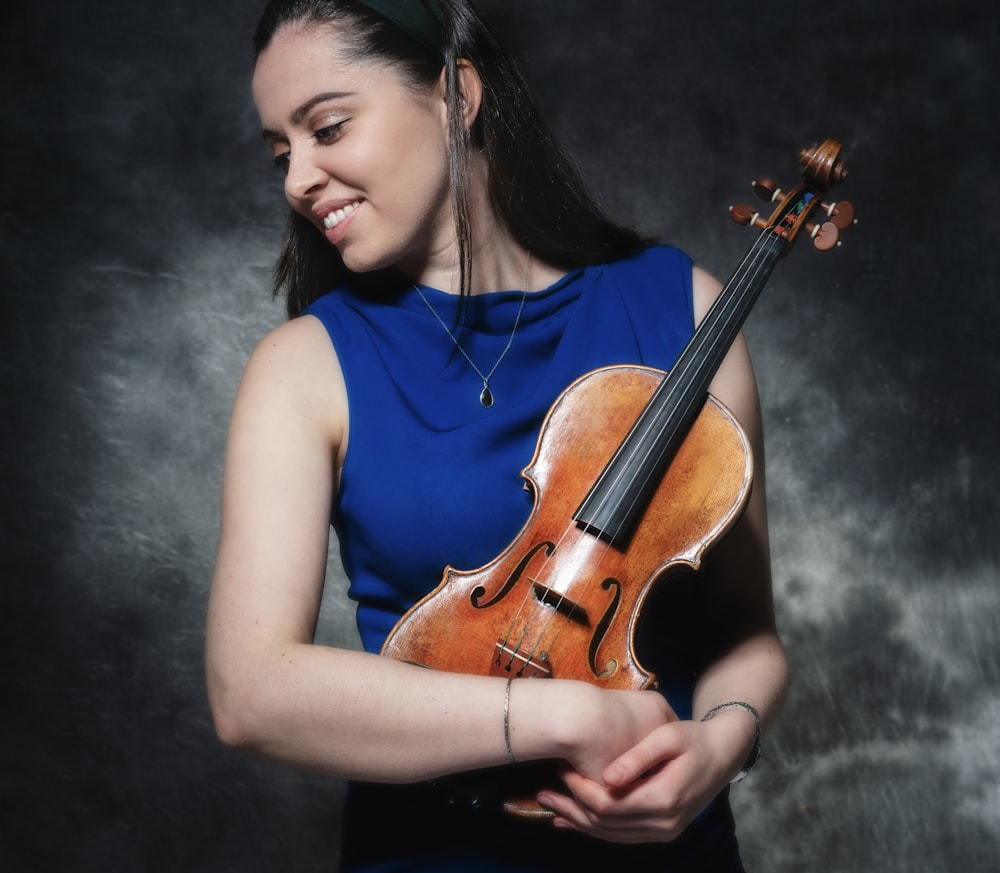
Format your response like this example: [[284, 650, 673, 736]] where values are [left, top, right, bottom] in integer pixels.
[[253, 24, 453, 276]]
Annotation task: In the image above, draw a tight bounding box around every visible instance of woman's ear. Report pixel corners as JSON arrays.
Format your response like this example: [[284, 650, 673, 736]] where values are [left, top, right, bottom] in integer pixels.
[[454, 58, 483, 131]]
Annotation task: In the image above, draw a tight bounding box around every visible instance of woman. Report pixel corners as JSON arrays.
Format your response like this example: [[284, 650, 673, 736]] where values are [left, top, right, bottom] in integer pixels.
[[206, 1, 790, 870]]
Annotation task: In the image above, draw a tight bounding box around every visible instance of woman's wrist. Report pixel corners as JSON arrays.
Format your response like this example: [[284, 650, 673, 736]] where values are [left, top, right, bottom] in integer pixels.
[[505, 678, 599, 764], [700, 700, 761, 783]]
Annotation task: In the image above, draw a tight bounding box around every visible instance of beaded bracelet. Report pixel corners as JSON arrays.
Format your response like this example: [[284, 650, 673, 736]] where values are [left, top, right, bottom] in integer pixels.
[[503, 677, 516, 764], [700, 700, 761, 783]]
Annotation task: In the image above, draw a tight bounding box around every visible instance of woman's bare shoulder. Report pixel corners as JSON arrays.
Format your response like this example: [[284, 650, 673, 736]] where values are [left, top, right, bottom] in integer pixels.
[[233, 314, 348, 458], [243, 314, 338, 378]]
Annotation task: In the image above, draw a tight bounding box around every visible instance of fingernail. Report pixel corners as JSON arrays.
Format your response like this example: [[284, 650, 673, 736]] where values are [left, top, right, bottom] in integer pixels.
[[605, 763, 626, 784]]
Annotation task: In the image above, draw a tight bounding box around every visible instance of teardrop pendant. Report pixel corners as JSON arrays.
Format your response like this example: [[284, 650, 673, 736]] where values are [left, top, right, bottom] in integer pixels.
[[414, 255, 530, 413]]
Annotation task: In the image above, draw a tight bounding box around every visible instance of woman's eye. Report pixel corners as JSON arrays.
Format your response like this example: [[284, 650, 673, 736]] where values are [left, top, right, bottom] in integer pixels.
[[312, 121, 346, 144], [271, 152, 290, 173], [267, 120, 346, 174]]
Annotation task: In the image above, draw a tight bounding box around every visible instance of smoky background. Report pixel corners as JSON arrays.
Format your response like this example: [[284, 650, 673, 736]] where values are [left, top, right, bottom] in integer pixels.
[[1, 1, 997, 870]]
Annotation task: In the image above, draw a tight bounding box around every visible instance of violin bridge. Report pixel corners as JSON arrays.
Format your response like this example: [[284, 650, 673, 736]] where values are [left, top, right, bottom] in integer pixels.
[[493, 641, 552, 679]]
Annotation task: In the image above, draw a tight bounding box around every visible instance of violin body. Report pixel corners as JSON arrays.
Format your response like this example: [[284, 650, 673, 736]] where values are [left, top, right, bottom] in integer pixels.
[[383, 365, 751, 688]]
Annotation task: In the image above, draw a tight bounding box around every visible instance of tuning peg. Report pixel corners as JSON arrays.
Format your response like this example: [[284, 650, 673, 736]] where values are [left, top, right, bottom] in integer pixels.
[[807, 220, 841, 251], [730, 204, 768, 230], [752, 178, 784, 203], [819, 199, 856, 230]]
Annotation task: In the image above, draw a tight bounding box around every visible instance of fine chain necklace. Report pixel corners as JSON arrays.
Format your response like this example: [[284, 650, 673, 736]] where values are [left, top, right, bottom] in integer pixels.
[[415, 256, 531, 408]]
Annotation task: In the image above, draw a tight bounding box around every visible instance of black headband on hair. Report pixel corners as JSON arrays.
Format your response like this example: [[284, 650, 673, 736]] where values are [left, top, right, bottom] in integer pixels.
[[354, 0, 444, 60]]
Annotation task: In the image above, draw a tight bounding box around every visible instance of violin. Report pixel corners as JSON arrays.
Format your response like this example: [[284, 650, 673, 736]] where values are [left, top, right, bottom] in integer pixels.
[[382, 139, 855, 816]]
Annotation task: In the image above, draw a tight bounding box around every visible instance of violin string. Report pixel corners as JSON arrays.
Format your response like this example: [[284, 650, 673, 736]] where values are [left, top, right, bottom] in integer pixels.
[[581, 231, 774, 508], [575, 227, 781, 552], [497, 227, 783, 675], [561, 192, 808, 602], [538, 228, 784, 657], [590, 222, 782, 515], [497, 226, 785, 679]]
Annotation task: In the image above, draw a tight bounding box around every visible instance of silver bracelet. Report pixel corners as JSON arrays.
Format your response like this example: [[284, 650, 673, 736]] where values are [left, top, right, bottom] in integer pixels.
[[503, 677, 516, 764], [701, 700, 761, 783]]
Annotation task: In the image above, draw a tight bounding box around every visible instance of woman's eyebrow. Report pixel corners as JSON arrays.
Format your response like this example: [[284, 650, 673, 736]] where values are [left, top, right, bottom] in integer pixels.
[[290, 91, 355, 124]]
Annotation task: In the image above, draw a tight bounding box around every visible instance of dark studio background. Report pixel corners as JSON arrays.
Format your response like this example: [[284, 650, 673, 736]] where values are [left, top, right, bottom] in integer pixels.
[[2, 1, 998, 870]]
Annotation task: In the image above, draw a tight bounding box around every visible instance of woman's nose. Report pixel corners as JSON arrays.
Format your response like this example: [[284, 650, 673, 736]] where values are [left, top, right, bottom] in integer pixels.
[[284, 150, 327, 202]]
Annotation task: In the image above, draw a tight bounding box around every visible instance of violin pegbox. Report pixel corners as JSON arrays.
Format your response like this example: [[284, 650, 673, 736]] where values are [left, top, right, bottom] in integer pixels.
[[729, 139, 856, 253]]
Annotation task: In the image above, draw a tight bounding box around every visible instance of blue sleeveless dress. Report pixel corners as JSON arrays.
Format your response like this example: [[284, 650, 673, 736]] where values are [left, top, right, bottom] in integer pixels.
[[303, 245, 744, 872]]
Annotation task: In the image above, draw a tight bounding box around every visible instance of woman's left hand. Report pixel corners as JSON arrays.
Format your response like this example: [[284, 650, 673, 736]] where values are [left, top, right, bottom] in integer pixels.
[[536, 713, 750, 844]]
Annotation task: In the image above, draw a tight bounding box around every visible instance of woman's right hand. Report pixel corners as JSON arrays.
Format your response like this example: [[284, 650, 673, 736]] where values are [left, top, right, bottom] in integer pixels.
[[512, 681, 677, 781], [569, 686, 679, 780]]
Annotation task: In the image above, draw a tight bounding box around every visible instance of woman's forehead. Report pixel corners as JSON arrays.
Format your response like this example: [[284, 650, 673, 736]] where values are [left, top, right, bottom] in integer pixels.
[[252, 25, 382, 117], [255, 23, 352, 84]]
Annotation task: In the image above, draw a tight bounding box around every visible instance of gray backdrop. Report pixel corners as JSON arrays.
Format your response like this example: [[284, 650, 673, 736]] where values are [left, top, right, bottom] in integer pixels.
[[2, 1, 997, 870]]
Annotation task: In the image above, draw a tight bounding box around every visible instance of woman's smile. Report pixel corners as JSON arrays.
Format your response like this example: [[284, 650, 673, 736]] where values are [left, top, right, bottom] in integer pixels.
[[322, 200, 361, 230]]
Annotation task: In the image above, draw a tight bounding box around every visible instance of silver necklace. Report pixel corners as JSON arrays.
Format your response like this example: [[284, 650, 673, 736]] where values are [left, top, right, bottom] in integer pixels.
[[416, 258, 531, 408]]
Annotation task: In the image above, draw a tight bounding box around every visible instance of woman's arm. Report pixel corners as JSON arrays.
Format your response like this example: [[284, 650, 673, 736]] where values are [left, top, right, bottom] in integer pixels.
[[537, 266, 791, 841], [205, 316, 675, 783], [687, 265, 790, 740]]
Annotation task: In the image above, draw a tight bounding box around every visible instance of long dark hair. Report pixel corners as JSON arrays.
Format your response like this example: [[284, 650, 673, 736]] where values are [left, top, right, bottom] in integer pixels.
[[254, 0, 653, 317]]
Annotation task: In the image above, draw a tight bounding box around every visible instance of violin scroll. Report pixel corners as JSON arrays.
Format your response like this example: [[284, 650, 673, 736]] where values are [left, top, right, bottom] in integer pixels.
[[730, 138, 856, 252], [799, 140, 847, 187]]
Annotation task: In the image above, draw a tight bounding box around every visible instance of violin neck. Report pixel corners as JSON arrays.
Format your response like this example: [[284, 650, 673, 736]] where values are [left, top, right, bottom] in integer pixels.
[[671, 230, 786, 422], [574, 231, 786, 547]]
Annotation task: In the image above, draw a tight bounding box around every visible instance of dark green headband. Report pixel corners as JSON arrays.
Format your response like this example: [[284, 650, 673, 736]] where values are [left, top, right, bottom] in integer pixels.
[[355, 0, 444, 60]]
